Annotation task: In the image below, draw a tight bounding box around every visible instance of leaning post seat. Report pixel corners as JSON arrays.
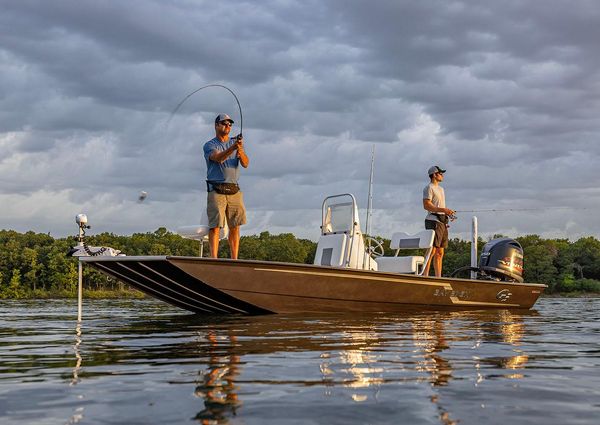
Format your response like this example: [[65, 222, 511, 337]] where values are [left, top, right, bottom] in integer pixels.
[[375, 230, 435, 274], [313, 193, 379, 270], [176, 225, 210, 241], [176, 212, 229, 242]]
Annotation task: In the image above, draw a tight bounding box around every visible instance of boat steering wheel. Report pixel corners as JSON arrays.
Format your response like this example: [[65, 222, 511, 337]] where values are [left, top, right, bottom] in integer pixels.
[[365, 237, 385, 257]]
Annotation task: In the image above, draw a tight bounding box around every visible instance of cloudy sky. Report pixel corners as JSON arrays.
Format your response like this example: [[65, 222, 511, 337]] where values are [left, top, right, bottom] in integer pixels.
[[1, 0, 599, 242]]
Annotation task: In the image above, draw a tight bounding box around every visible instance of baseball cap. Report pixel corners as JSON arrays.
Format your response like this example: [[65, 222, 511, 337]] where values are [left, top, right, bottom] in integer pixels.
[[428, 165, 446, 176], [215, 113, 234, 124]]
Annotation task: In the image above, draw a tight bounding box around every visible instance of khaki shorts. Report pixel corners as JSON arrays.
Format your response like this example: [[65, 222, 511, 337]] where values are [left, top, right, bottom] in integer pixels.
[[207, 191, 247, 228], [425, 219, 448, 248]]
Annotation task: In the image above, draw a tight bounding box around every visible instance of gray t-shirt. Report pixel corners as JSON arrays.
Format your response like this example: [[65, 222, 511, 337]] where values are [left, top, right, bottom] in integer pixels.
[[423, 183, 446, 222]]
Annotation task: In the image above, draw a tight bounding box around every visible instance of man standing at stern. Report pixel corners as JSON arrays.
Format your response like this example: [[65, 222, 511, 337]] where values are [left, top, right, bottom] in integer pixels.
[[204, 114, 249, 259], [422, 165, 455, 277]]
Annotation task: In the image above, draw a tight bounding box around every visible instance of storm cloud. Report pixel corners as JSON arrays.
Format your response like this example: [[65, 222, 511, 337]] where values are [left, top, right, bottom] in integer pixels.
[[1, 0, 599, 241]]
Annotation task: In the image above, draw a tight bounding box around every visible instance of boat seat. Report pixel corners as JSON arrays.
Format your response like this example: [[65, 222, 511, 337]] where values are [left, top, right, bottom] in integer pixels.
[[314, 233, 348, 267], [375, 230, 435, 274], [176, 225, 211, 241], [375, 256, 425, 274], [177, 213, 229, 241]]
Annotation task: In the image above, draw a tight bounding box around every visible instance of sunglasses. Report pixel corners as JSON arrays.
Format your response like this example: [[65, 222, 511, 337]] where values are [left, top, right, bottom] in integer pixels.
[[219, 121, 233, 127]]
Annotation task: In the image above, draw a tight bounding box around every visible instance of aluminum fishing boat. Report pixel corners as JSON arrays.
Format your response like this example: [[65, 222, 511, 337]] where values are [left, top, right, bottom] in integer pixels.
[[79, 194, 545, 314]]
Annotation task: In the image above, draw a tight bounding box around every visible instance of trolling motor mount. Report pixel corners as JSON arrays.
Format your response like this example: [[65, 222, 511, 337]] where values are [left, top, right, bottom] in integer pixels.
[[67, 213, 114, 257]]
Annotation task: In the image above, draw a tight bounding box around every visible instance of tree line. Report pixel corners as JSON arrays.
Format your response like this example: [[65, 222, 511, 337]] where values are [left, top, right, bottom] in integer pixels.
[[0, 228, 599, 298]]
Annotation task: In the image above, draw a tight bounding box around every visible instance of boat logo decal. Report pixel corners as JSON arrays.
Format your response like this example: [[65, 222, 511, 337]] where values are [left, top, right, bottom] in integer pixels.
[[434, 288, 469, 299], [496, 289, 512, 302]]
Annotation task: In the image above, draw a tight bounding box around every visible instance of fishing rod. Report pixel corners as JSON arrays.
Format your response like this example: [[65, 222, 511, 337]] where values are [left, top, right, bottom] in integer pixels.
[[167, 84, 243, 137], [454, 206, 592, 213]]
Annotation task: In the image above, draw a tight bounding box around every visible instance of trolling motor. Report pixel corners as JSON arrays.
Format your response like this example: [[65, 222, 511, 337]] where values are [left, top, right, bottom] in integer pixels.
[[451, 237, 524, 283], [76, 214, 90, 242], [67, 214, 122, 257]]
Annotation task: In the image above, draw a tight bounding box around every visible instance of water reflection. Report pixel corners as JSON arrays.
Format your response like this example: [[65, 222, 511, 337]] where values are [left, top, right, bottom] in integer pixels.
[[47, 302, 543, 425], [488, 310, 529, 380], [184, 309, 533, 425], [413, 318, 452, 386], [70, 321, 82, 386], [193, 331, 241, 424], [336, 330, 384, 393], [68, 321, 85, 425], [4, 299, 599, 425]]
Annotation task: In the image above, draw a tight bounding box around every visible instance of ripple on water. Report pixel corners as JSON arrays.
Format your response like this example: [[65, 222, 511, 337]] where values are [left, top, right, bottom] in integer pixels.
[[0, 298, 599, 424]]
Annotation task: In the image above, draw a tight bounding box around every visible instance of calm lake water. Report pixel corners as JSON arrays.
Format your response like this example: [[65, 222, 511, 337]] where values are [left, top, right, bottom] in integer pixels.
[[0, 297, 599, 424]]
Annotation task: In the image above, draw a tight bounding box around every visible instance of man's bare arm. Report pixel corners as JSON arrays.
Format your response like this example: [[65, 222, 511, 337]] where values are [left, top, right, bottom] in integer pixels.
[[209, 144, 238, 163], [423, 199, 455, 216]]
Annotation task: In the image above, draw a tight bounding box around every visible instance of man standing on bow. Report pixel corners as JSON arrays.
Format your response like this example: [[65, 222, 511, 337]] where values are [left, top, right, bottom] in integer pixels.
[[423, 165, 455, 277], [203, 113, 249, 259]]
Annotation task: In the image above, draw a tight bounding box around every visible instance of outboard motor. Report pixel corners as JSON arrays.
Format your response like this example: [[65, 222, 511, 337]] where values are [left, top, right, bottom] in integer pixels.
[[478, 238, 524, 283], [451, 237, 524, 282]]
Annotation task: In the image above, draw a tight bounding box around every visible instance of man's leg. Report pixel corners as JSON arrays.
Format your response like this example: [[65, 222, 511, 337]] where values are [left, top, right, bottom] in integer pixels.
[[207, 191, 226, 258], [228, 226, 240, 259], [423, 250, 434, 276], [433, 247, 444, 277], [208, 227, 220, 258], [225, 192, 246, 260], [423, 220, 439, 276]]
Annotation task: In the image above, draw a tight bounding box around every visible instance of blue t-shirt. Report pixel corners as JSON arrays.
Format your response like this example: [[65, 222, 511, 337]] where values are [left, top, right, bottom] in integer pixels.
[[203, 137, 240, 183]]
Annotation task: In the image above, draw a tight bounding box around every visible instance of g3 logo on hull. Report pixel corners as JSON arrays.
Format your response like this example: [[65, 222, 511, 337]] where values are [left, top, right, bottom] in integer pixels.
[[496, 289, 512, 302]]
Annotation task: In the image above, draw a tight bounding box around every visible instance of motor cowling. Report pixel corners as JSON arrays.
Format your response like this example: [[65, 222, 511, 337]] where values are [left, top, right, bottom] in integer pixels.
[[478, 238, 524, 283]]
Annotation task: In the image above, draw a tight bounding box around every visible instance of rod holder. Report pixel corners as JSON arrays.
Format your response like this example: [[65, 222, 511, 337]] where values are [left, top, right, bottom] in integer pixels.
[[471, 216, 478, 279]]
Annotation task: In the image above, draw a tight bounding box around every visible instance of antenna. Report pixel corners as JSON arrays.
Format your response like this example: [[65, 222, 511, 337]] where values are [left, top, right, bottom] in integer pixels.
[[363, 145, 375, 269], [365, 145, 375, 236]]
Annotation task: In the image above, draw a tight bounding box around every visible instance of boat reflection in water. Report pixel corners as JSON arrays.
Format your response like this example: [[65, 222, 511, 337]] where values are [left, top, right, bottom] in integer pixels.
[[183, 309, 533, 424], [479, 310, 530, 380]]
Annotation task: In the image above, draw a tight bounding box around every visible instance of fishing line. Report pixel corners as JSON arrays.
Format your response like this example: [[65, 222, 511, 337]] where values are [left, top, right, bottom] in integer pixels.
[[454, 206, 592, 213], [167, 84, 243, 136]]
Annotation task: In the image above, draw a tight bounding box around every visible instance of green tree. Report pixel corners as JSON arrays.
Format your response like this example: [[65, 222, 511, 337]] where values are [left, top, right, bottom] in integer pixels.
[[22, 247, 41, 291], [1, 269, 26, 299], [46, 247, 78, 292], [565, 237, 600, 280], [1, 227, 599, 298], [443, 238, 472, 277], [522, 244, 559, 289]]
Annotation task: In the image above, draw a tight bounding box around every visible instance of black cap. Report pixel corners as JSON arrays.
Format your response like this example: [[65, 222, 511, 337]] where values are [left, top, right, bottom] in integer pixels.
[[215, 113, 234, 124], [428, 165, 446, 176]]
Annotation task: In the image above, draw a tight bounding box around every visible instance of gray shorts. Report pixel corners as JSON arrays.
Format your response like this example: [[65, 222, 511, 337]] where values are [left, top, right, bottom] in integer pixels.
[[425, 219, 448, 248], [207, 191, 247, 228]]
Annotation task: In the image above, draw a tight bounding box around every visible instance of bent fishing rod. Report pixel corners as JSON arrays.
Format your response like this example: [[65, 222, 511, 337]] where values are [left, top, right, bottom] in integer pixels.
[[167, 84, 243, 137]]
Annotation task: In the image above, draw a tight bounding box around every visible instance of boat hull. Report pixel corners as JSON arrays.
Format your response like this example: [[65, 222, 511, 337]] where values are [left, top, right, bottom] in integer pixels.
[[81, 256, 545, 314]]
